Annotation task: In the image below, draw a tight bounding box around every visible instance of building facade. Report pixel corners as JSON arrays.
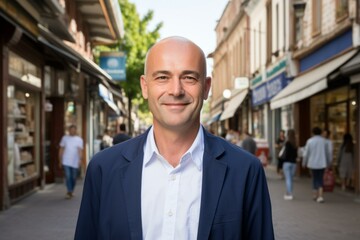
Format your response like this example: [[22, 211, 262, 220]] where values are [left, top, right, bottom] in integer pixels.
[[0, 0, 125, 210], [210, 0, 360, 193]]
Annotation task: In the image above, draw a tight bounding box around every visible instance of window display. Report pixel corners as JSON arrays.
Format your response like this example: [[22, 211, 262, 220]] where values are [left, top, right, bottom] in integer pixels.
[[252, 105, 266, 139], [7, 86, 39, 185]]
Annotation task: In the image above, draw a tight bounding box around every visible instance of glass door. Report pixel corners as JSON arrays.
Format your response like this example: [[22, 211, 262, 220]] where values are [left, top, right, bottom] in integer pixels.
[[327, 102, 347, 165]]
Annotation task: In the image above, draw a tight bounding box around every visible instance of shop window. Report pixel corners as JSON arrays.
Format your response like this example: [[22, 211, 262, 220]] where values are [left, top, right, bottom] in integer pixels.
[[280, 105, 294, 131], [9, 51, 41, 88], [310, 87, 356, 189], [7, 86, 40, 185], [350, 90, 356, 135], [310, 94, 326, 130], [325, 86, 348, 103], [252, 106, 265, 139]]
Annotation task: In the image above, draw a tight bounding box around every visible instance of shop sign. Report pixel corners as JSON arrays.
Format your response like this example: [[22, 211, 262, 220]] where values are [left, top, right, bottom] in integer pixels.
[[252, 72, 290, 106], [234, 77, 249, 89], [99, 51, 126, 81]]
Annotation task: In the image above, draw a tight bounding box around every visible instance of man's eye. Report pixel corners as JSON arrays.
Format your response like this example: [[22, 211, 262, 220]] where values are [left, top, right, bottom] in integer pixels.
[[183, 76, 197, 83], [155, 76, 168, 80]]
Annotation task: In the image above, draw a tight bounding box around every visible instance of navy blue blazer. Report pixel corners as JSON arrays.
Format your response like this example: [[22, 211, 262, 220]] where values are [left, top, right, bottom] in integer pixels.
[[75, 128, 274, 240]]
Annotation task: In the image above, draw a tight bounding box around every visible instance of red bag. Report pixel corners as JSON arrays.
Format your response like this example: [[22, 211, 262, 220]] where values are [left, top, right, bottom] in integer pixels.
[[323, 169, 335, 192]]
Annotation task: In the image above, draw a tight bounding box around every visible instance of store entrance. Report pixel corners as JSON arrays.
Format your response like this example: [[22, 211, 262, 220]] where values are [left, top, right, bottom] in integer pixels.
[[45, 97, 65, 183], [327, 102, 347, 163]]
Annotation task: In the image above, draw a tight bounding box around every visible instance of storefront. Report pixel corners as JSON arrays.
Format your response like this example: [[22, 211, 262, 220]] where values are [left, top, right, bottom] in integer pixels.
[[220, 88, 249, 135], [251, 67, 292, 163], [2, 38, 45, 205], [269, 28, 359, 191]]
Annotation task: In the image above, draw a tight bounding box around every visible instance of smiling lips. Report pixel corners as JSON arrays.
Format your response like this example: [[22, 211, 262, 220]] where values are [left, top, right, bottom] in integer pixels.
[[163, 102, 190, 110]]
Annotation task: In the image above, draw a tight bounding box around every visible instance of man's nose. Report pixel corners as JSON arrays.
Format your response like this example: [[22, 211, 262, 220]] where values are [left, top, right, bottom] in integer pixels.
[[168, 79, 184, 96]]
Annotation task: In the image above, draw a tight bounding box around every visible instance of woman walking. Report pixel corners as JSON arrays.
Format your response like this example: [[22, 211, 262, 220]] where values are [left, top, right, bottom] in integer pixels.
[[337, 133, 354, 191], [282, 129, 298, 200]]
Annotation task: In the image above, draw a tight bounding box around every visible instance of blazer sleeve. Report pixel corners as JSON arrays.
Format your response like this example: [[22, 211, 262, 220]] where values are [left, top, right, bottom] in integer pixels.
[[74, 160, 101, 240], [243, 161, 275, 239]]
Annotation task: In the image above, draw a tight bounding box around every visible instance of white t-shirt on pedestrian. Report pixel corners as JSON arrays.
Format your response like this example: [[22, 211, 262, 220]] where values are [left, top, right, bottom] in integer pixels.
[[60, 135, 83, 168]]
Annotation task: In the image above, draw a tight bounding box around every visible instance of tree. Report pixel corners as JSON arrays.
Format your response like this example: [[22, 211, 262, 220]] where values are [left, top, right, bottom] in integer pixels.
[[120, 2, 162, 135], [95, 0, 162, 134]]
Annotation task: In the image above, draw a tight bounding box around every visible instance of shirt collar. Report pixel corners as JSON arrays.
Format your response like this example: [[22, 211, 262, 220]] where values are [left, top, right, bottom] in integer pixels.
[[143, 126, 204, 171]]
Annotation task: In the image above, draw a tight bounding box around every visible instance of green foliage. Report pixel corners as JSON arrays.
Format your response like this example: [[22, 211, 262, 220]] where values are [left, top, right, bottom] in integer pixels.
[[119, 0, 162, 108]]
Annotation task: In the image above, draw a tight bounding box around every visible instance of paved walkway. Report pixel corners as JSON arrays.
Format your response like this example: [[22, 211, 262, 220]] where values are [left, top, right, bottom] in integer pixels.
[[266, 166, 360, 240], [0, 167, 359, 240], [0, 180, 83, 240]]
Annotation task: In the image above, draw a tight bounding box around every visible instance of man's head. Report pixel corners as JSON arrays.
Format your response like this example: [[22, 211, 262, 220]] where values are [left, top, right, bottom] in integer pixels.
[[119, 123, 126, 132], [140, 36, 211, 132], [312, 127, 322, 136], [322, 129, 331, 138], [68, 125, 77, 136]]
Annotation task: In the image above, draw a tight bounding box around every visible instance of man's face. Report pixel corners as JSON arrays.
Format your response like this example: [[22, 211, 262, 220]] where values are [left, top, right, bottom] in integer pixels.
[[69, 126, 77, 136], [140, 38, 211, 131]]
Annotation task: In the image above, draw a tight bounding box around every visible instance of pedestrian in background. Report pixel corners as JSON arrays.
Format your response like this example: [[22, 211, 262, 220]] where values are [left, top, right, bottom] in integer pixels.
[[241, 131, 257, 155], [112, 123, 131, 145], [275, 129, 286, 178], [337, 133, 354, 191], [75, 36, 274, 239], [281, 129, 298, 200], [58, 125, 83, 199], [101, 129, 113, 150], [303, 127, 331, 203]]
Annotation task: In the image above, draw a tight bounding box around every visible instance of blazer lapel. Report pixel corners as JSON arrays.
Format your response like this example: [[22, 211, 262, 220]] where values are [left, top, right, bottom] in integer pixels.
[[197, 131, 227, 240], [120, 133, 148, 240]]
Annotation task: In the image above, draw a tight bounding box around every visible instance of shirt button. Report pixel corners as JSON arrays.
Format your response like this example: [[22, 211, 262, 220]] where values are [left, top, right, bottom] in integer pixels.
[[170, 175, 176, 181], [168, 210, 173, 217]]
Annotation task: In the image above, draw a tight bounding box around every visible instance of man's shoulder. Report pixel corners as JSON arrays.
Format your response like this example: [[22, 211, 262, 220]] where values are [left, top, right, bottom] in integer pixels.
[[206, 134, 260, 167], [91, 133, 145, 165]]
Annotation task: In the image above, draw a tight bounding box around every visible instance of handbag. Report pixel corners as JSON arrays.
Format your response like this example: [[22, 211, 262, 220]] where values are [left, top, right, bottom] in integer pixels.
[[278, 145, 286, 160], [323, 169, 335, 192]]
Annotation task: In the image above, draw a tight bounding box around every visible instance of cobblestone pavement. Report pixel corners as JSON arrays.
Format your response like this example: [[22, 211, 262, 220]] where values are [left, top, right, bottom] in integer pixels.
[[0, 168, 359, 240]]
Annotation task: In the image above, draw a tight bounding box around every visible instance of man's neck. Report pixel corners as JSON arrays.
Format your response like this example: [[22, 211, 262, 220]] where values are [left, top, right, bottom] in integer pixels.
[[152, 124, 201, 167]]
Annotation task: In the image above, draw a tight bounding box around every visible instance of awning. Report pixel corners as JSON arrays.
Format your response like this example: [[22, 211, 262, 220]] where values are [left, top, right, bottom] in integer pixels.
[[99, 84, 120, 115], [270, 50, 357, 109], [340, 50, 360, 80], [207, 111, 222, 125], [38, 37, 79, 64], [220, 89, 248, 121], [38, 24, 113, 81]]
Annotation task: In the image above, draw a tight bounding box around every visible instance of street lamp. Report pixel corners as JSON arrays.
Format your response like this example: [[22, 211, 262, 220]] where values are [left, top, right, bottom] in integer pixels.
[[222, 89, 231, 111], [220, 89, 231, 136], [223, 89, 231, 99]]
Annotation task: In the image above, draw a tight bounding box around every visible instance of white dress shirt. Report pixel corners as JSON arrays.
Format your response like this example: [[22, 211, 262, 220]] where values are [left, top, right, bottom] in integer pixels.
[[141, 126, 204, 240]]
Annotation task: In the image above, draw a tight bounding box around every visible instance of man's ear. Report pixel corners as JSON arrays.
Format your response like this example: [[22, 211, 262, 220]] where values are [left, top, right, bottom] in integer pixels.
[[140, 75, 148, 99], [203, 76, 212, 100]]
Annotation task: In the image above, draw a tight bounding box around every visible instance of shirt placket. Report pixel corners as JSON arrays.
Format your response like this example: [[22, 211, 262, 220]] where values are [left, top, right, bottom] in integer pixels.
[[161, 168, 181, 240]]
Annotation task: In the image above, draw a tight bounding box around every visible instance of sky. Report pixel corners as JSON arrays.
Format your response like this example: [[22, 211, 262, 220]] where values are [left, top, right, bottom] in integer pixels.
[[129, 0, 229, 71]]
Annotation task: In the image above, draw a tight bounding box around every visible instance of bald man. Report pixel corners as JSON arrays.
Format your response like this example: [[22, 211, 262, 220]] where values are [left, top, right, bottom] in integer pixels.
[[75, 37, 274, 240]]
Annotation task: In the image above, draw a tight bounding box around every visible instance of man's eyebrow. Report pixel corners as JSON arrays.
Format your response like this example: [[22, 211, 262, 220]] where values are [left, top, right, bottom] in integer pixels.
[[182, 70, 200, 78], [152, 70, 171, 77]]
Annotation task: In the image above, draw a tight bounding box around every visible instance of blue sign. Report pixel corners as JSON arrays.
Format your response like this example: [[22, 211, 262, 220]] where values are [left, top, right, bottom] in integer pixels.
[[252, 72, 291, 106], [100, 52, 126, 81]]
